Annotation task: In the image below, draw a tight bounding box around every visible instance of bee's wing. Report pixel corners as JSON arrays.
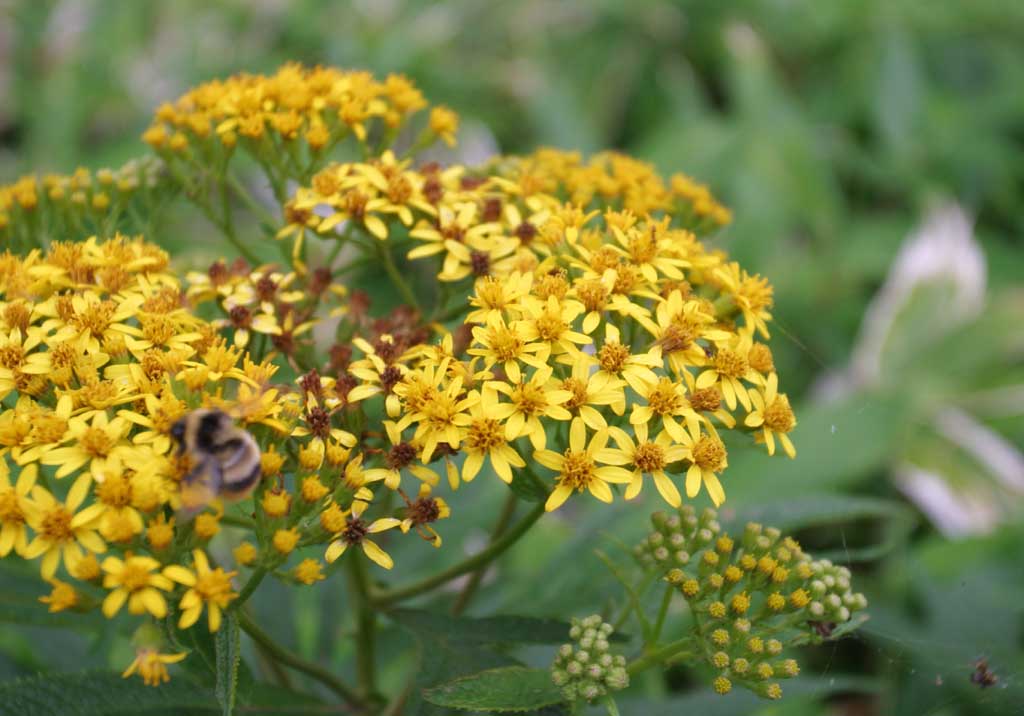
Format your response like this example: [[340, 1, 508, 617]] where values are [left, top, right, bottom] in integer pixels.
[[178, 456, 224, 517]]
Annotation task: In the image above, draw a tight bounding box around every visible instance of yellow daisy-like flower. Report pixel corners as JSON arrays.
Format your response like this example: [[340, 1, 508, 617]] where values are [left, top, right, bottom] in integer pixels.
[[454, 386, 523, 484], [400, 483, 451, 547], [468, 314, 550, 384], [41, 411, 138, 480], [122, 648, 186, 687], [606, 422, 688, 507], [677, 424, 729, 507], [101, 554, 175, 618], [534, 418, 634, 511], [466, 272, 533, 324], [22, 474, 106, 579], [695, 336, 759, 412], [518, 294, 591, 357], [324, 501, 402, 569], [492, 366, 573, 450], [630, 376, 704, 445], [164, 549, 239, 632], [553, 358, 624, 430], [745, 373, 797, 458], [0, 461, 36, 556], [588, 323, 661, 398]]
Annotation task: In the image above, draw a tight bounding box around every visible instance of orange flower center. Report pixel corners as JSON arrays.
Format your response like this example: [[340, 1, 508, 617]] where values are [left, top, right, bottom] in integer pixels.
[[647, 378, 685, 416], [79, 426, 115, 457], [466, 417, 504, 452], [120, 561, 154, 591], [714, 349, 748, 379], [40, 506, 74, 542], [692, 436, 727, 471], [763, 396, 795, 433], [634, 442, 667, 472], [598, 342, 630, 374], [195, 569, 237, 607], [558, 450, 597, 491], [0, 488, 24, 523]]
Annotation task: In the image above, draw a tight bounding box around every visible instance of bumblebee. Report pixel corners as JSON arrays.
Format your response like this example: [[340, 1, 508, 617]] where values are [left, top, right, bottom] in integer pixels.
[[171, 409, 262, 515]]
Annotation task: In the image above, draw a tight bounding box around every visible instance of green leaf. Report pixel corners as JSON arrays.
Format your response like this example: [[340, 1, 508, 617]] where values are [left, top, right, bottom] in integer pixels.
[[215, 613, 241, 716], [423, 667, 564, 713], [507, 470, 548, 503], [388, 609, 575, 646], [0, 670, 219, 715]]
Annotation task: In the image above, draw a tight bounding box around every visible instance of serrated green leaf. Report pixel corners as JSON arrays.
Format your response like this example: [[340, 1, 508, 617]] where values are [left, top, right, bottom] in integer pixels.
[[215, 613, 241, 716], [0, 670, 219, 715], [388, 609, 573, 646], [423, 667, 564, 713]]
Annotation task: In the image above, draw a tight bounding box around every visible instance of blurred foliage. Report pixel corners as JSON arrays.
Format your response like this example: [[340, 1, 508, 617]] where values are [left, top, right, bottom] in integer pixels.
[[1, 1, 1022, 714]]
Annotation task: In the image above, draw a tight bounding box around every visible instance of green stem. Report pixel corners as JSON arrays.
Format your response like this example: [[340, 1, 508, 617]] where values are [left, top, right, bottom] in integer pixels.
[[237, 611, 362, 708], [375, 240, 419, 311], [346, 553, 378, 700], [231, 567, 267, 611], [626, 637, 695, 676], [650, 583, 674, 643], [372, 499, 546, 607], [451, 492, 519, 616]]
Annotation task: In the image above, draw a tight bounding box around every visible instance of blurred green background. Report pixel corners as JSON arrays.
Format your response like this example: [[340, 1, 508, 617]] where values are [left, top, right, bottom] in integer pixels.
[[2, 1, 1022, 714]]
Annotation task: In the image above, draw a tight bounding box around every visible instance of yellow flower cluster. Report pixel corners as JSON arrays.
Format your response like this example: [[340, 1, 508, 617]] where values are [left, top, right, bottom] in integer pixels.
[[142, 62, 458, 200], [636, 506, 867, 700], [0, 157, 165, 249], [284, 155, 796, 513]]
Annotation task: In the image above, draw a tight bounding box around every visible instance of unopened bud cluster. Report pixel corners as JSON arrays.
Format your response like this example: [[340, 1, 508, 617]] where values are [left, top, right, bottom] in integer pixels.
[[636, 506, 868, 700], [550, 615, 629, 703]]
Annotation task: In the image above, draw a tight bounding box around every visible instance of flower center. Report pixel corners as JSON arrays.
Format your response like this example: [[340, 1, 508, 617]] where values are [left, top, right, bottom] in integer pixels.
[[466, 417, 504, 451], [32, 413, 68, 444], [575, 279, 609, 313], [510, 381, 547, 417], [0, 344, 24, 369], [688, 388, 721, 413], [598, 342, 629, 374], [534, 312, 567, 342], [487, 325, 524, 363], [714, 349, 748, 379], [748, 343, 775, 374], [560, 377, 588, 411], [195, 569, 236, 606], [40, 506, 74, 542], [80, 426, 115, 457], [96, 475, 133, 507], [406, 497, 441, 525], [73, 300, 116, 336], [763, 396, 795, 433], [692, 436, 726, 471], [559, 450, 597, 491], [647, 378, 684, 416], [0, 488, 24, 523], [634, 442, 666, 472], [141, 314, 176, 345], [120, 561, 153, 591], [342, 516, 369, 545], [659, 323, 695, 354]]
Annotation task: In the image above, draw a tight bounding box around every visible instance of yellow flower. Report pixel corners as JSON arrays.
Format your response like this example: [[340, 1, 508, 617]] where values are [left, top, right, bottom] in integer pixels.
[[587, 323, 660, 399], [745, 373, 797, 458], [606, 422, 688, 507], [534, 418, 633, 511], [101, 554, 175, 618], [0, 462, 36, 556], [429, 106, 459, 147], [41, 411, 138, 480], [630, 376, 704, 444], [695, 336, 759, 412], [491, 366, 573, 450], [22, 474, 106, 579], [39, 579, 78, 612], [233, 542, 258, 566], [400, 483, 451, 547], [455, 386, 522, 484], [294, 558, 326, 585], [677, 425, 728, 506], [466, 272, 533, 324], [363, 421, 441, 490], [639, 289, 731, 377], [324, 502, 402, 569], [468, 314, 550, 384], [554, 358, 624, 430], [272, 527, 300, 555], [164, 549, 238, 632], [122, 648, 186, 687], [518, 294, 590, 356]]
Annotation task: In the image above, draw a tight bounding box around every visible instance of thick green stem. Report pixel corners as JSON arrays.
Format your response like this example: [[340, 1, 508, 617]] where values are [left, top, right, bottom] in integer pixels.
[[451, 492, 519, 616], [238, 611, 362, 708], [372, 499, 546, 607], [347, 553, 378, 700]]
